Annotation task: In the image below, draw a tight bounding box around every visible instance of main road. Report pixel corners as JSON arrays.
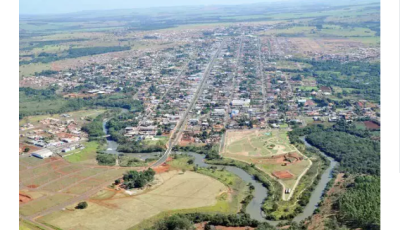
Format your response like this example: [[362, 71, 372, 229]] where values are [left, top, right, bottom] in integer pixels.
[[219, 35, 244, 153], [257, 36, 267, 113], [152, 40, 225, 167]]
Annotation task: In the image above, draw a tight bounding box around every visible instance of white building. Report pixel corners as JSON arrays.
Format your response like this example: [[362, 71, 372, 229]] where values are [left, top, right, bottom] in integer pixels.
[[31, 149, 53, 159], [231, 99, 251, 107]]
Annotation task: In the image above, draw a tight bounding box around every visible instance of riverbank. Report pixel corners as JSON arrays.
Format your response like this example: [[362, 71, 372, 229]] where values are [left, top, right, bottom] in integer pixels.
[[178, 135, 337, 223]]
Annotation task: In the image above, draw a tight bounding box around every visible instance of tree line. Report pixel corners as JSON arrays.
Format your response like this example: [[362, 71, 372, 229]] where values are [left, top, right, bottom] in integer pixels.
[[19, 88, 144, 119], [20, 46, 131, 65]]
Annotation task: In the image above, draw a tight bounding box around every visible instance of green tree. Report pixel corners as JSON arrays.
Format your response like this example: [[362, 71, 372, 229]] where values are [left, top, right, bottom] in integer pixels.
[[75, 201, 88, 209]]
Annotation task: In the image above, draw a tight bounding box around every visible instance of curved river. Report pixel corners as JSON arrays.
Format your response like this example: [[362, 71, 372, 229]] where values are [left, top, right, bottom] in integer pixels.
[[184, 137, 338, 224], [102, 117, 338, 224]]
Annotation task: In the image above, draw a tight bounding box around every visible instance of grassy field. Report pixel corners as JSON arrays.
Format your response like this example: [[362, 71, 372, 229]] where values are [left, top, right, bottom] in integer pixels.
[[19, 63, 53, 78], [19, 109, 105, 126], [258, 159, 311, 190], [276, 60, 313, 70], [19, 219, 45, 230], [319, 25, 376, 37], [20, 194, 74, 216], [262, 26, 315, 36], [38, 170, 228, 230], [352, 36, 380, 45], [223, 129, 296, 157], [142, 136, 168, 146], [19, 92, 68, 116], [222, 129, 311, 196], [263, 151, 323, 219], [130, 164, 247, 230], [64, 141, 100, 164]]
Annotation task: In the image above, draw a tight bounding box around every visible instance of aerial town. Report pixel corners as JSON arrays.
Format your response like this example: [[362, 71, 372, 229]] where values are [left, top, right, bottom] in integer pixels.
[[20, 25, 380, 151], [18, 1, 381, 230]]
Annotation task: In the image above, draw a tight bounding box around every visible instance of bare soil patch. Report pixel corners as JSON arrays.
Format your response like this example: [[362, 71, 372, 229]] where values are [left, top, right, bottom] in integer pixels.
[[364, 121, 380, 130], [272, 170, 294, 179], [19, 193, 33, 204]]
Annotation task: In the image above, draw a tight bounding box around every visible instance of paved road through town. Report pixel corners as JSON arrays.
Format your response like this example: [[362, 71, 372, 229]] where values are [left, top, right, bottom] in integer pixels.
[[152, 40, 225, 167]]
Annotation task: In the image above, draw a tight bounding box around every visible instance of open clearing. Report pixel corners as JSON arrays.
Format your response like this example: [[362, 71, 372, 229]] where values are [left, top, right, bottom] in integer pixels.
[[19, 155, 140, 219], [223, 129, 296, 157], [38, 170, 228, 230], [222, 129, 311, 199], [64, 141, 99, 164], [19, 109, 105, 126]]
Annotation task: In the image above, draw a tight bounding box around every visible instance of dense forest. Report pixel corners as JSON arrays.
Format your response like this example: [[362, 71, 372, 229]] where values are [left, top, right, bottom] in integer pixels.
[[81, 115, 104, 141], [306, 131, 380, 175], [288, 123, 380, 229], [337, 175, 380, 230], [288, 123, 380, 175]]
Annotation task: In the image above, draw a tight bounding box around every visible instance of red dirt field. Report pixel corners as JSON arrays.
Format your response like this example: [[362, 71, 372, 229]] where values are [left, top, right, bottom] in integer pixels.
[[153, 157, 173, 174], [364, 121, 380, 130], [19, 193, 32, 204], [153, 164, 170, 174], [27, 184, 38, 188], [19, 143, 41, 154], [272, 170, 294, 179]]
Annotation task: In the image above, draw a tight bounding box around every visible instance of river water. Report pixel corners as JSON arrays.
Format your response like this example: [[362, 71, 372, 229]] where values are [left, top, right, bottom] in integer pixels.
[[185, 152, 268, 222], [184, 136, 338, 224], [102, 115, 338, 224], [292, 137, 338, 222]]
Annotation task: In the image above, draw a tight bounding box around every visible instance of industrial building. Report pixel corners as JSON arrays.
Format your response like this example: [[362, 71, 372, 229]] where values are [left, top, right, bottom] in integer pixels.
[[31, 149, 53, 159]]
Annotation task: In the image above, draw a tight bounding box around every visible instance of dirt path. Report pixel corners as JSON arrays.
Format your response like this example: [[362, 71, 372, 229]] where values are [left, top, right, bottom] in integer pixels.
[[285, 150, 313, 201]]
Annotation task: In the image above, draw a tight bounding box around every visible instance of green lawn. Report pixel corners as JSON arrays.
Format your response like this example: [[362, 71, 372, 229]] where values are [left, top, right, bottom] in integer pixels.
[[64, 141, 99, 163], [298, 86, 318, 92], [354, 122, 367, 130], [142, 136, 168, 146]]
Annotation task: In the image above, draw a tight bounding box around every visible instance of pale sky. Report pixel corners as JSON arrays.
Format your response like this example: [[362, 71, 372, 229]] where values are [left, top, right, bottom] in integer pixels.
[[19, 0, 278, 15]]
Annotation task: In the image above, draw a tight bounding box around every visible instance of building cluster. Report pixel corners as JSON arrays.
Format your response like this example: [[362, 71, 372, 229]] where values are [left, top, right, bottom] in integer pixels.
[[20, 114, 87, 156], [20, 24, 381, 156]]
